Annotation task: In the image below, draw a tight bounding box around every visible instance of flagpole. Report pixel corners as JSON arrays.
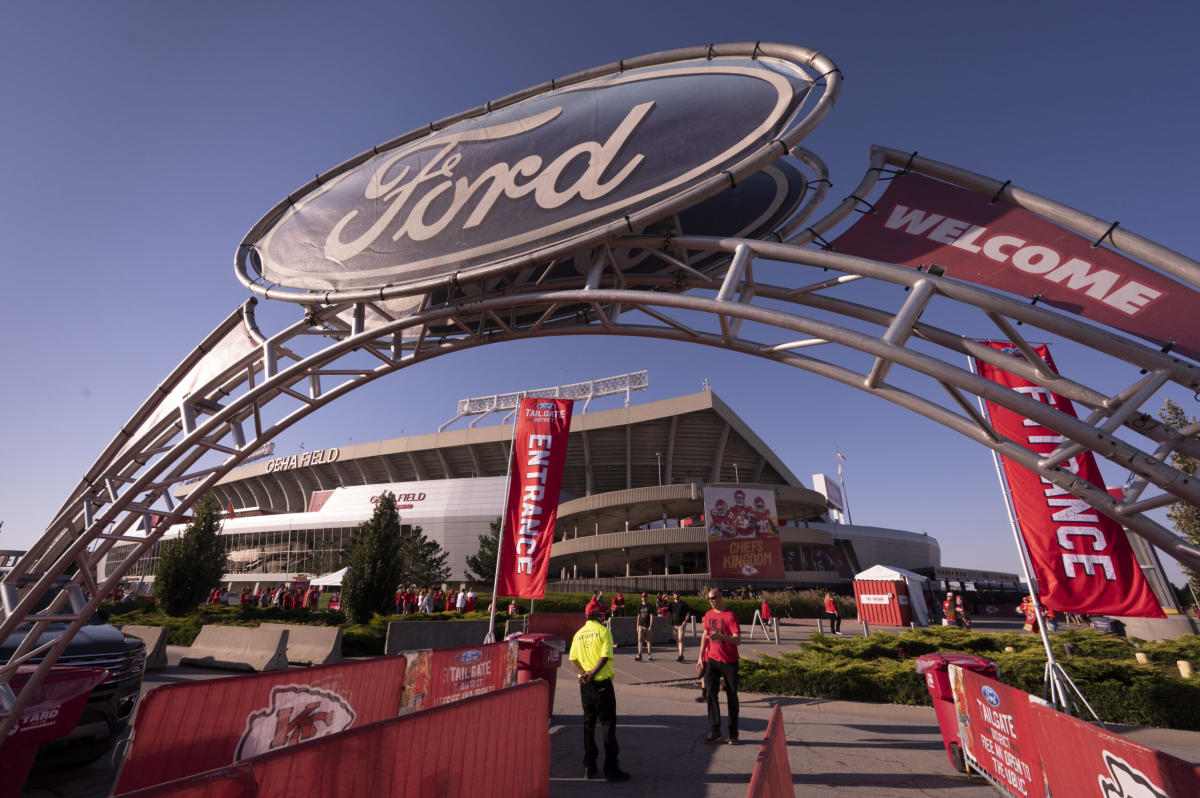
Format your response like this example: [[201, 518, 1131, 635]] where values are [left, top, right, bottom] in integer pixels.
[[484, 393, 524, 644], [836, 449, 853, 524]]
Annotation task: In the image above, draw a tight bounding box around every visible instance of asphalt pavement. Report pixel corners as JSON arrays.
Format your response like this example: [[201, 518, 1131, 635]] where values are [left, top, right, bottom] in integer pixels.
[[19, 617, 1200, 797]]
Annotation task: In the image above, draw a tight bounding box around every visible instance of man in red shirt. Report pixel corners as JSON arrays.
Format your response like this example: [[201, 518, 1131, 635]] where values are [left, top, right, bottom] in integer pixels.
[[697, 588, 741, 745]]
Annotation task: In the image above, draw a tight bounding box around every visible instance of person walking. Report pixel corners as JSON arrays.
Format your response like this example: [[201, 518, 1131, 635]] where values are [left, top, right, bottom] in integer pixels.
[[698, 588, 741, 745], [668, 591, 691, 662], [824, 592, 842, 635], [568, 606, 631, 783], [635, 592, 654, 661]]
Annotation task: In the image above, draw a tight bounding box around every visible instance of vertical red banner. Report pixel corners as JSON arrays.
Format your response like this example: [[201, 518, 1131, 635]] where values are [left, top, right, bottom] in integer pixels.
[[497, 398, 574, 598], [974, 342, 1163, 618]]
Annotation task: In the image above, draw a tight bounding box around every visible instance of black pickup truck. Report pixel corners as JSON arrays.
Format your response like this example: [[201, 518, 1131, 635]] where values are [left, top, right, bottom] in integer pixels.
[[1, 572, 146, 766]]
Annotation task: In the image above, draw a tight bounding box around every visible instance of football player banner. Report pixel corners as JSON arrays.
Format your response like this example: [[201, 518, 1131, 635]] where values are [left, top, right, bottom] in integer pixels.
[[704, 487, 785, 579], [832, 171, 1200, 361], [974, 342, 1163, 618], [949, 664, 1046, 798], [496, 398, 574, 598], [398, 640, 520, 716]]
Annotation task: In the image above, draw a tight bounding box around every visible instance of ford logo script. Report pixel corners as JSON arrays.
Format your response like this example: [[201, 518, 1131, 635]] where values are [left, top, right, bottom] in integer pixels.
[[457, 649, 484, 665], [242, 44, 836, 297], [982, 685, 1000, 707]]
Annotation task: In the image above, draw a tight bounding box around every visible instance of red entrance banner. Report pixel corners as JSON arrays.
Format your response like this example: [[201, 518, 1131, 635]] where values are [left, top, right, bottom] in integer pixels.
[[704, 486, 785, 579], [974, 342, 1163, 618], [398, 640, 519, 715], [950, 665, 1045, 798], [497, 398, 574, 598], [832, 172, 1200, 361]]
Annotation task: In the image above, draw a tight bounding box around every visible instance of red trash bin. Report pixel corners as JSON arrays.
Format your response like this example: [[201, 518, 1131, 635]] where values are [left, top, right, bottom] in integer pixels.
[[506, 632, 565, 715], [914, 652, 999, 773], [0, 665, 109, 798]]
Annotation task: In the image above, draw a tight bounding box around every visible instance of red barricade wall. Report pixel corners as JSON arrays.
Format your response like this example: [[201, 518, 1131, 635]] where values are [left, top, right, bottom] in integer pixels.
[[1029, 701, 1200, 798], [853, 580, 910, 626], [951, 666, 1044, 798], [117, 680, 551, 798], [115, 655, 407, 794], [398, 640, 518, 714], [745, 704, 791, 798], [525, 612, 585, 644]]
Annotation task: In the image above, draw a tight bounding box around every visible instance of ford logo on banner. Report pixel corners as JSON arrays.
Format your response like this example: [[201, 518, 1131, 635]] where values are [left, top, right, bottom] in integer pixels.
[[982, 685, 1000, 707], [457, 649, 484, 665], [243, 44, 834, 296]]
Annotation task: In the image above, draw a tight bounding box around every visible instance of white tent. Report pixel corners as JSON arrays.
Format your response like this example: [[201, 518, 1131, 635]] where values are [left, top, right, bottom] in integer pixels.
[[854, 564, 931, 627], [310, 567, 348, 587]]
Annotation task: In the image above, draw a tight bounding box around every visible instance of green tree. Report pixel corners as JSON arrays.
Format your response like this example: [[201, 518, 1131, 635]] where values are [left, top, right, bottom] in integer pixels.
[[398, 524, 451, 588], [464, 517, 501, 584], [342, 492, 405, 624], [155, 494, 227, 616], [1159, 399, 1200, 599]]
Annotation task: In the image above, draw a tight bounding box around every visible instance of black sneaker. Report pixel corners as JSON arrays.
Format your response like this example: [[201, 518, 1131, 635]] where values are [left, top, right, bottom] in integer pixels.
[[676, 655, 684, 662], [703, 731, 723, 744], [585, 766, 599, 780], [694, 694, 706, 703], [634, 655, 642, 662], [727, 737, 739, 745], [605, 769, 631, 783]]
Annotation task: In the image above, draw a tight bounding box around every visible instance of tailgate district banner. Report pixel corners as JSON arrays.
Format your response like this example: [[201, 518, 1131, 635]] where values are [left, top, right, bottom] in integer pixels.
[[833, 172, 1200, 362], [950, 664, 1045, 798], [704, 487, 785, 579], [497, 397, 574, 598], [398, 641, 520, 715], [974, 342, 1163, 618]]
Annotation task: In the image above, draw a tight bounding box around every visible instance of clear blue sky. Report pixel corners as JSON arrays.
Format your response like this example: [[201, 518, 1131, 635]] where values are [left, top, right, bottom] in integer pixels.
[[2, 2, 1197, 586]]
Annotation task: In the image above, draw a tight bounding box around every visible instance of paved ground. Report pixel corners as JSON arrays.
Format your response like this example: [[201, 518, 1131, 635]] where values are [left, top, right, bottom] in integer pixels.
[[19, 618, 1200, 797]]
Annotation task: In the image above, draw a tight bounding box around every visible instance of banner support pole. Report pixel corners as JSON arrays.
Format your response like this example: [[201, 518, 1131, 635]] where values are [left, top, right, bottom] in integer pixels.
[[484, 393, 524, 644], [968, 357, 1100, 721]]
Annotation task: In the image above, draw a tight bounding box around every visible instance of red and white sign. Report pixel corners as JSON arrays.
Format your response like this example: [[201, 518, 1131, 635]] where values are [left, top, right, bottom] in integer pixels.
[[496, 398, 573, 598], [704, 487, 785, 580], [833, 173, 1200, 361], [950, 665, 1046, 798], [974, 342, 1163, 618], [398, 641, 520, 715]]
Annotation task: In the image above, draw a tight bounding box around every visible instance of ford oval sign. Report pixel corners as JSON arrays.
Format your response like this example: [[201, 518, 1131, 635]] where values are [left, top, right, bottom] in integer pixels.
[[240, 43, 839, 300], [982, 685, 1000, 707], [457, 649, 484, 665]]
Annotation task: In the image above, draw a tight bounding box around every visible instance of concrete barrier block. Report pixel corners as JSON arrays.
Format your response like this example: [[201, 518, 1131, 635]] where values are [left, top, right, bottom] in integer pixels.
[[180, 624, 290, 672], [384, 620, 493, 655], [268, 624, 343, 666], [119, 624, 169, 671]]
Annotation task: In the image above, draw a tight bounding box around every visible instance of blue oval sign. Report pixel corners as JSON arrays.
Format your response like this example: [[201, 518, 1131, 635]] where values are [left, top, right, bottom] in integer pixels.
[[456, 649, 484, 665], [982, 685, 1000, 707], [246, 45, 834, 295]]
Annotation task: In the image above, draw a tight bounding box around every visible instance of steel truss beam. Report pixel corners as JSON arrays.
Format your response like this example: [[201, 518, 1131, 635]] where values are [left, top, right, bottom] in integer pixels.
[[4, 154, 1200, 739]]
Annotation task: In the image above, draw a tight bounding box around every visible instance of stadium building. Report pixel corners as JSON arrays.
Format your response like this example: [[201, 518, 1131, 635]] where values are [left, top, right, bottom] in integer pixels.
[[101, 388, 941, 592]]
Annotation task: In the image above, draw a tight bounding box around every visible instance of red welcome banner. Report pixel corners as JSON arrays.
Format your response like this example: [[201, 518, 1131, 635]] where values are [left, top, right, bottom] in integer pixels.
[[950, 665, 1044, 798], [398, 641, 519, 715], [833, 172, 1200, 361], [497, 398, 573, 598], [974, 342, 1163, 617]]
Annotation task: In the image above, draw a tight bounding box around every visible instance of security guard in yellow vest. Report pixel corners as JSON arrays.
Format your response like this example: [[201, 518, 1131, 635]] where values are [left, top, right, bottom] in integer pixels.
[[569, 606, 630, 782]]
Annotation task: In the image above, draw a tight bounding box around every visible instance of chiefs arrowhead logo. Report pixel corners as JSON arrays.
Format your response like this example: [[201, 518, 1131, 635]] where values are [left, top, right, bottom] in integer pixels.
[[235, 685, 356, 761]]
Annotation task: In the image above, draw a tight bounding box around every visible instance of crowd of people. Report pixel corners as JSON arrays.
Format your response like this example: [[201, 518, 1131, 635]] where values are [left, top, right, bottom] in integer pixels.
[[393, 586, 477, 615], [207, 585, 331, 610]]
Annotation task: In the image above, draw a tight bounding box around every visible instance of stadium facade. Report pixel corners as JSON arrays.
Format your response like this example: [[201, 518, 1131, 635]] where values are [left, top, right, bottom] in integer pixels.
[[101, 390, 941, 592]]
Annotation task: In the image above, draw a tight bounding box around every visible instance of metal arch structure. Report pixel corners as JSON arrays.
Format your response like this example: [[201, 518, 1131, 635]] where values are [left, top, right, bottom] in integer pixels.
[[4, 46, 1200, 739]]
